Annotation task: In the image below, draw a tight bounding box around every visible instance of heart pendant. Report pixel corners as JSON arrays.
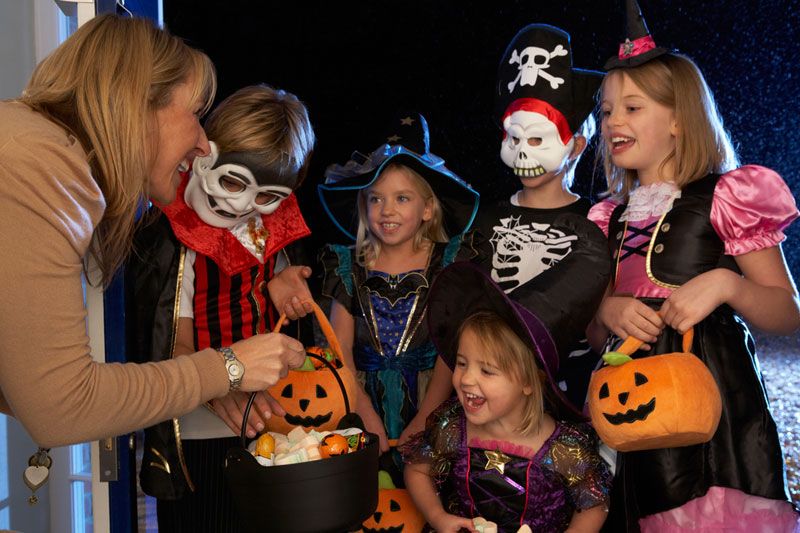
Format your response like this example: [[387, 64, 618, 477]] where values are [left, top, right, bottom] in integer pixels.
[[23, 465, 49, 492]]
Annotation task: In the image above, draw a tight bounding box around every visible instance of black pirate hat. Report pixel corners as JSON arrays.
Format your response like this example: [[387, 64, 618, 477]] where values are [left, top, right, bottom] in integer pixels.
[[428, 262, 585, 421], [318, 112, 479, 241], [495, 24, 602, 141], [604, 0, 671, 69]]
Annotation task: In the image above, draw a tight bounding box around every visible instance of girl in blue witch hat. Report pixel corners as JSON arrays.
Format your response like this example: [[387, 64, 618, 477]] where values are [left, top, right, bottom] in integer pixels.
[[318, 112, 480, 458]]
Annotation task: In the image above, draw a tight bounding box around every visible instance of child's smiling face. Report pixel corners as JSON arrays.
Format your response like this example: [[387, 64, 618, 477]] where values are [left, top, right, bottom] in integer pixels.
[[365, 166, 432, 252], [600, 71, 678, 184], [453, 326, 532, 434]]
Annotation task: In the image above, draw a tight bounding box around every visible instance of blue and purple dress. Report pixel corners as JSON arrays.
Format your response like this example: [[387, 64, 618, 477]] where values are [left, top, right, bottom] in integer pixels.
[[320, 236, 478, 442]]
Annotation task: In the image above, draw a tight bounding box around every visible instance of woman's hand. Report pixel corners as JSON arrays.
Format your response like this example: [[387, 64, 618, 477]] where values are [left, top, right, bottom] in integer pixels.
[[597, 295, 664, 347], [428, 509, 477, 533], [230, 332, 305, 391], [208, 390, 285, 438], [267, 265, 314, 320], [659, 268, 736, 334]]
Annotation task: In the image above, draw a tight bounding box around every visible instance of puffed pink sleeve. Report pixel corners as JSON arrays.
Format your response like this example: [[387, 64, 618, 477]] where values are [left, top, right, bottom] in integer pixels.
[[587, 199, 619, 237], [711, 165, 799, 256]]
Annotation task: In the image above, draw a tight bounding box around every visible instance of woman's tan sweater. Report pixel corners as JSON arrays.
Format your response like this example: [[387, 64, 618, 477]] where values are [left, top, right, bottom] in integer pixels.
[[0, 101, 228, 447]]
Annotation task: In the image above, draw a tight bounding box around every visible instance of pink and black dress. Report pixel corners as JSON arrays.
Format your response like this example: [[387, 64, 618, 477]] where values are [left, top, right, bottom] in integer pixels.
[[401, 398, 611, 532], [588, 165, 800, 532]]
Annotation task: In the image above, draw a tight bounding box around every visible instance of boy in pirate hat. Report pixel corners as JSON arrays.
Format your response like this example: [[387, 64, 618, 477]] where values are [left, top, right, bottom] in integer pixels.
[[472, 24, 611, 410]]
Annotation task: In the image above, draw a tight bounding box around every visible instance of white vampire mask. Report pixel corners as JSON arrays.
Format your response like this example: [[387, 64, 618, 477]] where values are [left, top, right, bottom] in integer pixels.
[[500, 110, 574, 178], [185, 142, 293, 228]]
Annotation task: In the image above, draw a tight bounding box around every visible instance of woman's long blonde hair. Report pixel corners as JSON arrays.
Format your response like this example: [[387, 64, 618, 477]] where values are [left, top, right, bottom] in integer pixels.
[[21, 14, 216, 286], [600, 53, 738, 201], [355, 163, 448, 268], [457, 311, 545, 435]]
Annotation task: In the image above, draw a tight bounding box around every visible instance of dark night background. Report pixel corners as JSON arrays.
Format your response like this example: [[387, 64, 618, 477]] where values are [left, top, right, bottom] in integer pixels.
[[164, 0, 800, 274]]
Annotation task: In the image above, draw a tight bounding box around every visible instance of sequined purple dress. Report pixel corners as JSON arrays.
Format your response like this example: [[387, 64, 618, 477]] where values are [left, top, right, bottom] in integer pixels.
[[402, 399, 611, 532]]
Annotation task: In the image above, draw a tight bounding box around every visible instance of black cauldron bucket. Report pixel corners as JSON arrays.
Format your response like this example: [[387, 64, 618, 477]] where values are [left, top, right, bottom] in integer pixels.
[[224, 346, 378, 532]]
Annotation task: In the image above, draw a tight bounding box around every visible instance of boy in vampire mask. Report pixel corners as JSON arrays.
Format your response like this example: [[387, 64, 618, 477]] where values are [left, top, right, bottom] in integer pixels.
[[128, 84, 316, 532]]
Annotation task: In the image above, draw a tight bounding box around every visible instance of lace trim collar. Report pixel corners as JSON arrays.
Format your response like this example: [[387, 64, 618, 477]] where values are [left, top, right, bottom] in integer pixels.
[[620, 181, 681, 222]]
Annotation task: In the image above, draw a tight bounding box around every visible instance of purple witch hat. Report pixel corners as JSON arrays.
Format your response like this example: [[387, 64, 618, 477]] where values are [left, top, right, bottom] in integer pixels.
[[604, 0, 671, 69], [428, 262, 585, 421]]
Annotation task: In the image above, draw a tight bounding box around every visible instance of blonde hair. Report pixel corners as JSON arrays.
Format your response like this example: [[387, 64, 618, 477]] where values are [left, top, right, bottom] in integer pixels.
[[562, 114, 596, 188], [20, 14, 216, 286], [457, 311, 544, 435], [599, 53, 738, 201], [354, 163, 448, 268], [204, 84, 315, 188]]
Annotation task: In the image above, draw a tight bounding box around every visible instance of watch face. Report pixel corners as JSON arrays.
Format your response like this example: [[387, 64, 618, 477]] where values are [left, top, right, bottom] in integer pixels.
[[229, 361, 244, 378]]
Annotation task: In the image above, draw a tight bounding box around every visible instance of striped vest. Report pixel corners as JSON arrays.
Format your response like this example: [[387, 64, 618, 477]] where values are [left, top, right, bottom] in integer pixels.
[[192, 253, 277, 350]]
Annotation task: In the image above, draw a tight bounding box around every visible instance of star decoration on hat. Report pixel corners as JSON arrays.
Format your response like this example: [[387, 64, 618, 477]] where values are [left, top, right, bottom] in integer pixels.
[[400, 116, 415, 126], [622, 39, 634, 57], [387, 134, 402, 143], [484, 449, 512, 474]]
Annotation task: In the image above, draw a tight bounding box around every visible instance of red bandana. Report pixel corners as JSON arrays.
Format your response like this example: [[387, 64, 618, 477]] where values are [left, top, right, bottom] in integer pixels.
[[159, 173, 311, 276]]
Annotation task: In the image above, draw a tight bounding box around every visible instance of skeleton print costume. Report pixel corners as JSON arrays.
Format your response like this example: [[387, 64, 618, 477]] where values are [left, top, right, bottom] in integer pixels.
[[478, 24, 611, 408], [474, 197, 609, 408]]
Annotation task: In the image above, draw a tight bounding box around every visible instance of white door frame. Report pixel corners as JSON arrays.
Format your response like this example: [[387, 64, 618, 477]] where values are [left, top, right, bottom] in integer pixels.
[[32, 5, 111, 532]]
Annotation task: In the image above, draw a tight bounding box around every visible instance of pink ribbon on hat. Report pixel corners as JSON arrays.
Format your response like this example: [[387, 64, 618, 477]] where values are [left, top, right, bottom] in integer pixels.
[[619, 35, 656, 59]]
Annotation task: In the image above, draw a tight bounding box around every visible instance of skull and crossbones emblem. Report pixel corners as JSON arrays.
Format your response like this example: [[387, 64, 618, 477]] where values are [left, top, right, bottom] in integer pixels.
[[507, 44, 568, 92]]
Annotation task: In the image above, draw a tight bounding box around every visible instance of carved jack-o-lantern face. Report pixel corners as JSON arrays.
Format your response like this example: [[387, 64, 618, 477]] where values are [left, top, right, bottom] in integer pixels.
[[588, 351, 722, 452], [596, 370, 654, 425], [361, 489, 425, 533], [264, 347, 357, 434]]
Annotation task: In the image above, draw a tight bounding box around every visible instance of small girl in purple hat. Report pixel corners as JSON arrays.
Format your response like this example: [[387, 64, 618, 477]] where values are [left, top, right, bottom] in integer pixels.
[[402, 262, 610, 533]]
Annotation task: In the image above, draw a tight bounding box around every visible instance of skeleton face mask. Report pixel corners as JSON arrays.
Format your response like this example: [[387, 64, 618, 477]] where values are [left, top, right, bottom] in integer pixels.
[[185, 142, 293, 228], [500, 110, 574, 178]]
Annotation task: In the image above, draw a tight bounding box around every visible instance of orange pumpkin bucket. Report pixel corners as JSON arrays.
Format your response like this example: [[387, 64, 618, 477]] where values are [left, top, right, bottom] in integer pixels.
[[587, 328, 722, 452], [264, 302, 358, 433], [224, 301, 378, 533], [360, 470, 425, 533]]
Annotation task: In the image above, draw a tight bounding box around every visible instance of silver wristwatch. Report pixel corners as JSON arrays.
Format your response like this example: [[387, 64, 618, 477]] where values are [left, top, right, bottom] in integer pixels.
[[217, 346, 245, 391]]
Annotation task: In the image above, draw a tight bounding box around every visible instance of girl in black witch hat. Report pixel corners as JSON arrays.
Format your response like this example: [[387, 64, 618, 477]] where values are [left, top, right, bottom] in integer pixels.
[[402, 262, 611, 532], [588, 0, 800, 530], [317, 113, 481, 461]]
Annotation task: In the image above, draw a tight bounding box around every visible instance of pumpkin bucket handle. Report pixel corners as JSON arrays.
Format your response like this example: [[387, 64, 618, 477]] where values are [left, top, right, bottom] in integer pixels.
[[239, 351, 352, 447], [615, 326, 694, 357], [272, 300, 344, 363], [239, 301, 352, 447]]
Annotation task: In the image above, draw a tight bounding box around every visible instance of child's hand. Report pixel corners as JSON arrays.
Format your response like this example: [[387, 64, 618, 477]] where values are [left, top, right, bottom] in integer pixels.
[[597, 295, 663, 348], [267, 265, 314, 320], [208, 390, 286, 438], [428, 510, 477, 532], [358, 402, 390, 452], [398, 414, 425, 446], [659, 269, 736, 334]]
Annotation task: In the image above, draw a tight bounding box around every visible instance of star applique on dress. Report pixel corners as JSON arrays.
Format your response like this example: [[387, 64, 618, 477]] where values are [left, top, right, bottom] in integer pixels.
[[484, 449, 512, 474]]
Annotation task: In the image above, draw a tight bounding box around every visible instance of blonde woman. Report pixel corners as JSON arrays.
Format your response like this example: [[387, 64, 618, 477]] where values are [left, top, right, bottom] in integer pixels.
[[0, 15, 305, 450]]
